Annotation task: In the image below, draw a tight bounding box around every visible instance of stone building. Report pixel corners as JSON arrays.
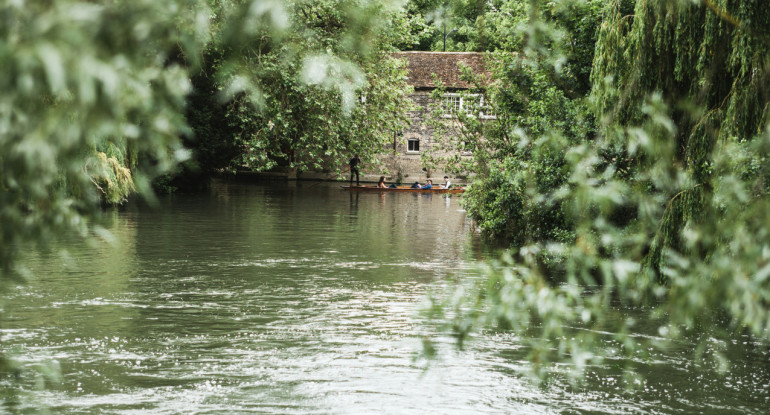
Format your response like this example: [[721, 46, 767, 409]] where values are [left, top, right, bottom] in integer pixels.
[[372, 51, 488, 185], [257, 52, 489, 183]]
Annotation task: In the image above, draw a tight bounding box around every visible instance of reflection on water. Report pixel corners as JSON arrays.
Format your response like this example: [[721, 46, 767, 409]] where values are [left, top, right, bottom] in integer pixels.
[[3, 180, 770, 414]]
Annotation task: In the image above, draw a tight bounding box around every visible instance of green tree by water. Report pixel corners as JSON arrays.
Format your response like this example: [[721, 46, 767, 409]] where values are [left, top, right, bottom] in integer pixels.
[[182, 0, 414, 178], [0, 0, 408, 401], [0, 0, 411, 279], [5, 0, 770, 400], [425, 0, 602, 246], [428, 0, 770, 382]]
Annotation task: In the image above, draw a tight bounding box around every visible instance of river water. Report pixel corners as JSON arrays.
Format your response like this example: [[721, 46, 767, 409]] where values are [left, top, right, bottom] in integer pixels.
[[3, 180, 770, 414]]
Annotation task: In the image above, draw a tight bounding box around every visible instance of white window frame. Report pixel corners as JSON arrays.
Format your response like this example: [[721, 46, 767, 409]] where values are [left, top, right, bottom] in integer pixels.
[[479, 95, 496, 119], [442, 93, 496, 119], [443, 94, 463, 115], [407, 138, 420, 153], [459, 140, 473, 156]]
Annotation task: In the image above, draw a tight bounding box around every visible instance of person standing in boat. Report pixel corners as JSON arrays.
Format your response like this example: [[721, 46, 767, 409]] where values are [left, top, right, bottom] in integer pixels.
[[349, 154, 362, 186]]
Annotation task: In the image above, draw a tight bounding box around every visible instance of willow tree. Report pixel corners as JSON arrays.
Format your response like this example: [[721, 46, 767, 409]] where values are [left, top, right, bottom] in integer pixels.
[[432, 0, 770, 381], [592, 0, 770, 271]]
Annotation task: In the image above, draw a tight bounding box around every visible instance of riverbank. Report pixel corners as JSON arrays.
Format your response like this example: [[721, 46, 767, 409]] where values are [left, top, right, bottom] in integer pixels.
[[224, 168, 467, 186]]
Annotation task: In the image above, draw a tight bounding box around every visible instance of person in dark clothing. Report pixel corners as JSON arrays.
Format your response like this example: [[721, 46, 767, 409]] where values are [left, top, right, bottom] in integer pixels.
[[410, 181, 421, 189], [349, 155, 361, 186]]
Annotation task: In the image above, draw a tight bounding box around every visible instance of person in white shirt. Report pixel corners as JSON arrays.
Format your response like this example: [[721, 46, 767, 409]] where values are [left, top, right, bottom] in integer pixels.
[[442, 176, 451, 189]]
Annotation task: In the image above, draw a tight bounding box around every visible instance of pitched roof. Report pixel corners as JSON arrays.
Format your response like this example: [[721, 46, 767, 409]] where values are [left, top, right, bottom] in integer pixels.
[[391, 52, 487, 90]]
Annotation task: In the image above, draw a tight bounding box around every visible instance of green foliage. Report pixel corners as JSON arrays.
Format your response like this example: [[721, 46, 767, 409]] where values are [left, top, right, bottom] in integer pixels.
[[225, 52, 412, 174], [0, 0, 210, 281], [430, 0, 770, 382], [184, 58, 244, 174], [403, 0, 604, 59], [2, 0, 410, 396], [591, 0, 770, 270], [182, 0, 413, 175], [426, 1, 600, 244], [432, 54, 587, 246], [440, 91, 770, 381], [88, 152, 136, 204]]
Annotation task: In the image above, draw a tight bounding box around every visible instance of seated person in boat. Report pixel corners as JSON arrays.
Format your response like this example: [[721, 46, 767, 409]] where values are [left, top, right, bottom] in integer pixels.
[[377, 176, 387, 188], [410, 181, 421, 189], [442, 176, 451, 189], [422, 179, 433, 189]]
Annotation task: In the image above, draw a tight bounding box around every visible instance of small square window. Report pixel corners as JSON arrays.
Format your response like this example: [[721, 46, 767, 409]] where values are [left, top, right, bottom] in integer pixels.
[[407, 139, 420, 152]]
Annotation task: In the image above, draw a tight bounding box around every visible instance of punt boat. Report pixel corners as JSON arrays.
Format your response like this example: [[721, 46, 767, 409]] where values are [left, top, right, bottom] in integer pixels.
[[341, 185, 465, 194]]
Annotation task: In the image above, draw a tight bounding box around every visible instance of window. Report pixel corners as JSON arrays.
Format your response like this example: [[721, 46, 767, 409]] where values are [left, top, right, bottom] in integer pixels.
[[459, 140, 473, 155], [479, 96, 496, 119], [442, 93, 496, 119], [443, 94, 462, 113], [407, 138, 420, 153]]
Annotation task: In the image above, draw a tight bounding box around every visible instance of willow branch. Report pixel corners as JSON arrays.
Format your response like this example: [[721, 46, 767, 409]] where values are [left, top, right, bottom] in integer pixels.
[[701, 0, 770, 48]]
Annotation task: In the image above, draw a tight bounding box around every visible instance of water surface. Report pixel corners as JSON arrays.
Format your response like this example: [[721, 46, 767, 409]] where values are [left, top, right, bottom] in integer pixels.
[[3, 180, 769, 414]]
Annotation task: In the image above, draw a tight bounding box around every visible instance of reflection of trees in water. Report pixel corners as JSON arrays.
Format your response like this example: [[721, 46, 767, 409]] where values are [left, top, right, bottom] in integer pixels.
[[3, 181, 496, 411], [4, 206, 141, 347], [125, 182, 484, 305], [349, 191, 478, 266]]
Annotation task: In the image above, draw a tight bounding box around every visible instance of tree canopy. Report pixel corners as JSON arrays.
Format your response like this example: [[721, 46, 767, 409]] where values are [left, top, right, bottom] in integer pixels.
[[0, 0, 210, 281], [178, 0, 414, 180], [420, 0, 770, 381]]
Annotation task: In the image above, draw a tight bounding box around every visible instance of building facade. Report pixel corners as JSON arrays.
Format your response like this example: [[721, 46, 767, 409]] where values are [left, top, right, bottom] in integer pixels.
[[255, 52, 489, 183], [373, 51, 487, 185]]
